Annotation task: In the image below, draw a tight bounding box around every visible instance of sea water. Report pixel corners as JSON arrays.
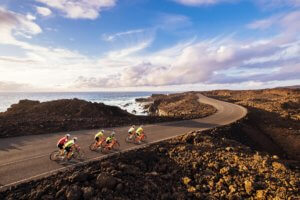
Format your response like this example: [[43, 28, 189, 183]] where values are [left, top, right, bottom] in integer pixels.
[[0, 92, 169, 115]]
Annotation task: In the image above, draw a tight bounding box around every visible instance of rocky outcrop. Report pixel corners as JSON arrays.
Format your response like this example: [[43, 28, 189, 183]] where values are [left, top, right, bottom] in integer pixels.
[[0, 92, 218, 138], [138, 92, 217, 119], [1, 120, 299, 199], [0, 99, 177, 138], [203, 88, 300, 161]]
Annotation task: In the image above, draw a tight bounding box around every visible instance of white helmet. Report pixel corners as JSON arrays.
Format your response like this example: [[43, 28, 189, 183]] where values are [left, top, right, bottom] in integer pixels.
[[101, 129, 105, 132], [66, 134, 70, 138], [73, 137, 78, 141]]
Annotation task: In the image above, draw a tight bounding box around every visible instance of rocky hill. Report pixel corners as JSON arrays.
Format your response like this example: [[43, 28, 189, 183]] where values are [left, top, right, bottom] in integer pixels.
[[0, 99, 168, 138], [0, 95, 216, 138], [137, 92, 217, 119], [202, 88, 300, 161]]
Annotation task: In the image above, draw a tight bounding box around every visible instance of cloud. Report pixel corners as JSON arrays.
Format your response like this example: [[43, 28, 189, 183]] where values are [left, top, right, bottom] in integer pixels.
[[255, 0, 300, 9], [35, 0, 116, 19], [73, 10, 300, 89], [173, 0, 235, 6], [1, 6, 299, 91], [102, 29, 145, 42], [0, 81, 32, 91], [247, 15, 280, 30], [0, 7, 42, 45], [158, 13, 192, 30], [36, 6, 52, 16], [26, 13, 36, 21], [247, 11, 300, 31]]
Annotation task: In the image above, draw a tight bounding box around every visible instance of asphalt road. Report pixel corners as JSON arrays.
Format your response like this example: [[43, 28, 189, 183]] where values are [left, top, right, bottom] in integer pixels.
[[0, 94, 247, 189]]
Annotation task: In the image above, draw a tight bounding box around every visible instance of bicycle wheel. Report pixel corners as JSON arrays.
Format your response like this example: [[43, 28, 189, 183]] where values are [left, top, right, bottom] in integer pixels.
[[100, 146, 109, 154], [141, 135, 147, 143], [113, 141, 120, 151], [50, 150, 60, 161], [89, 142, 97, 151], [73, 149, 85, 160], [125, 135, 132, 143]]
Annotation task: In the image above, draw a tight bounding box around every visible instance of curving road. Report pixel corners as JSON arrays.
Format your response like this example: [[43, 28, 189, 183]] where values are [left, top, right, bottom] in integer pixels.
[[0, 94, 247, 190]]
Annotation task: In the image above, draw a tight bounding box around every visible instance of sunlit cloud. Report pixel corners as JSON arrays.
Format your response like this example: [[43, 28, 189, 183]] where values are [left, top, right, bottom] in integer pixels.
[[36, 6, 52, 16], [102, 29, 145, 42], [35, 0, 116, 19], [173, 0, 235, 6]]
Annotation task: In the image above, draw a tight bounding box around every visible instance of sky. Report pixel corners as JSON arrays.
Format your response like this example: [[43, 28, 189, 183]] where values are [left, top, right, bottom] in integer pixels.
[[0, 0, 300, 92]]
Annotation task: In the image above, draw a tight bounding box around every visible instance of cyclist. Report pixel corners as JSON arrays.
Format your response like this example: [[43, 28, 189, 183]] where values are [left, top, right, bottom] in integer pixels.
[[57, 134, 70, 155], [128, 125, 135, 139], [105, 131, 115, 145], [136, 125, 144, 137], [95, 130, 105, 146], [64, 137, 78, 160]]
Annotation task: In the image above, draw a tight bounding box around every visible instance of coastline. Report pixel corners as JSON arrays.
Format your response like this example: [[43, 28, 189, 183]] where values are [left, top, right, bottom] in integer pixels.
[[0, 92, 216, 138], [0, 92, 167, 115]]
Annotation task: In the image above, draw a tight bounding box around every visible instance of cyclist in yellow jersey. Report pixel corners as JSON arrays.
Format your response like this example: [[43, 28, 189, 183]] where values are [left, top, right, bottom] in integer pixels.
[[136, 125, 144, 137], [95, 130, 105, 146], [128, 125, 135, 139], [105, 131, 115, 144], [64, 137, 77, 159]]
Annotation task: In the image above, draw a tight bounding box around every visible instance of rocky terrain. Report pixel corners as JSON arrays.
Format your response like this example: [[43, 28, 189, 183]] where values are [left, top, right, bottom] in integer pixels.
[[202, 88, 300, 161], [0, 95, 216, 138], [137, 92, 217, 119], [1, 120, 299, 200], [0, 99, 173, 138]]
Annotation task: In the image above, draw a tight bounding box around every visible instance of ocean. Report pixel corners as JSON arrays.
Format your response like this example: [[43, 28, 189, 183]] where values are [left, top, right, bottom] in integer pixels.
[[0, 92, 169, 115]]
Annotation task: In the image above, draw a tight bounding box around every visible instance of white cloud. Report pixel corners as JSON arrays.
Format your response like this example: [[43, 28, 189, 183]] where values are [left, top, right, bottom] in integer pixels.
[[1, 6, 300, 91], [255, 0, 300, 9], [26, 13, 36, 21], [74, 35, 300, 88], [0, 81, 33, 92], [0, 7, 42, 45], [173, 0, 235, 6], [102, 29, 145, 42], [247, 15, 280, 30], [36, 6, 52, 16], [247, 11, 300, 31], [73, 10, 300, 89], [35, 0, 116, 19]]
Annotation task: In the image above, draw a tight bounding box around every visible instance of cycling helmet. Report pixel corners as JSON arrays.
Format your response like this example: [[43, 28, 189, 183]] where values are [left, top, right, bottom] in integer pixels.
[[132, 125, 135, 128], [101, 129, 105, 133], [73, 137, 78, 141], [111, 131, 115, 137], [66, 134, 70, 138]]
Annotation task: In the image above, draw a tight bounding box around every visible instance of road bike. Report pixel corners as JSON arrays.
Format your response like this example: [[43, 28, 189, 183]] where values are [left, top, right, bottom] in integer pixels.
[[101, 138, 120, 153], [50, 144, 85, 161], [89, 138, 105, 151], [125, 132, 147, 144]]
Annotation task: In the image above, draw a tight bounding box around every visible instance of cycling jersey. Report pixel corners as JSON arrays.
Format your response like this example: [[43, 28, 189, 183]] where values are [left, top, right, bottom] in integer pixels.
[[57, 136, 68, 146], [64, 140, 75, 148], [106, 136, 114, 143], [95, 131, 104, 139], [136, 127, 143, 136], [128, 127, 135, 133]]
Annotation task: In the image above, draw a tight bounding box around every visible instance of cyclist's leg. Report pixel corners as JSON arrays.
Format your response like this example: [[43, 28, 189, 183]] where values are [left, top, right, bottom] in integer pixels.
[[95, 137, 99, 146], [129, 131, 133, 139], [58, 144, 64, 155], [65, 146, 71, 159]]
